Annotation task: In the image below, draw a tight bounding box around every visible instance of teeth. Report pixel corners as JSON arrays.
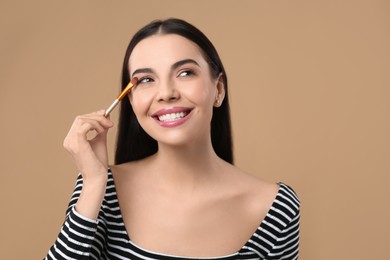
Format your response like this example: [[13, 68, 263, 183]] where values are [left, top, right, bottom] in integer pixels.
[[158, 112, 188, 122]]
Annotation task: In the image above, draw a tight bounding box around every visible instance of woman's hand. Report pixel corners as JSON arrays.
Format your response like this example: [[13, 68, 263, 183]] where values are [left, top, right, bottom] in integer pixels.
[[63, 110, 114, 181], [63, 110, 114, 219]]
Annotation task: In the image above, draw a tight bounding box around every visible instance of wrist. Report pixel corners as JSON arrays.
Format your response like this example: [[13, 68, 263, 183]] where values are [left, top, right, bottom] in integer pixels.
[[82, 171, 108, 186], [76, 173, 107, 220]]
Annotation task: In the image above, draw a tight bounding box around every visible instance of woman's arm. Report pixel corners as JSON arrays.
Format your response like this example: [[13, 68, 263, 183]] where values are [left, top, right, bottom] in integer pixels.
[[63, 110, 113, 219], [45, 174, 108, 259], [44, 110, 113, 259]]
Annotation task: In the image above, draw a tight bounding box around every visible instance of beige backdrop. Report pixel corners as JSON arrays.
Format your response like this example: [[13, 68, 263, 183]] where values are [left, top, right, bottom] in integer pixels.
[[1, 0, 389, 259]]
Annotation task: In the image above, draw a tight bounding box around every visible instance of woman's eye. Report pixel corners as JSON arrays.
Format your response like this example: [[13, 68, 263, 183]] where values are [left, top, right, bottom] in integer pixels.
[[178, 70, 194, 77], [138, 77, 154, 84]]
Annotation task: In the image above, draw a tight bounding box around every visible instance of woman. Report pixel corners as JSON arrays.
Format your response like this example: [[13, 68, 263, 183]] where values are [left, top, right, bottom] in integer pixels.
[[45, 18, 300, 260]]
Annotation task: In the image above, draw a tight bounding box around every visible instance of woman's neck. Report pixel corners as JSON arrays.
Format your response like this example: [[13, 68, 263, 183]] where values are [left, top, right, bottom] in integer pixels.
[[149, 140, 226, 193]]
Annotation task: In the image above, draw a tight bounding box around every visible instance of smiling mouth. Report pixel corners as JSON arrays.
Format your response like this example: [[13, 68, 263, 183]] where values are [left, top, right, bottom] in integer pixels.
[[156, 111, 190, 122], [153, 109, 192, 122]]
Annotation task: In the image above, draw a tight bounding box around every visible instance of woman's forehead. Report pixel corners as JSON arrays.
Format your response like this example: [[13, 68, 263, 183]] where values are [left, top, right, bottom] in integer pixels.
[[128, 34, 207, 72]]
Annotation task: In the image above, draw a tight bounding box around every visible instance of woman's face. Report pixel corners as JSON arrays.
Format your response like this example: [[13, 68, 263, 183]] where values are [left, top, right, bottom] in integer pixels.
[[128, 34, 224, 147]]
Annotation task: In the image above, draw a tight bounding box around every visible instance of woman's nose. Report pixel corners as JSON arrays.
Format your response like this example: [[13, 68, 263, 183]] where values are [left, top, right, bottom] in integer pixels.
[[156, 80, 180, 102]]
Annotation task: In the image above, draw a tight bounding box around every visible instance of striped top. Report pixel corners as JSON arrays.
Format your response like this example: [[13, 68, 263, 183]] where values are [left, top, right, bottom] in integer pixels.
[[45, 171, 300, 260]]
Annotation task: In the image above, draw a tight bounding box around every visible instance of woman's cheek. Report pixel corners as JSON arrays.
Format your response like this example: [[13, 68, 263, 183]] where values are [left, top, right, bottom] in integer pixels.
[[130, 90, 153, 114], [133, 101, 148, 118], [188, 86, 215, 107]]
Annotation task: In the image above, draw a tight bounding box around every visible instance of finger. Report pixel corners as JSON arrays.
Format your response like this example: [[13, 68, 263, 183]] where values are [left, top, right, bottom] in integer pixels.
[[78, 119, 106, 136], [97, 110, 114, 128], [73, 114, 113, 130]]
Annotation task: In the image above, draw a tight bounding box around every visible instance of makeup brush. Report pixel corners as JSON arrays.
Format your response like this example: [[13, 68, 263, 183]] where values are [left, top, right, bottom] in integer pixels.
[[104, 77, 138, 117]]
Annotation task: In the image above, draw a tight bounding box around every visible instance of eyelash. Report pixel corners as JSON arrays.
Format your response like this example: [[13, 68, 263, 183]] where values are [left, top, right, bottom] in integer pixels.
[[138, 76, 154, 84], [178, 69, 193, 77]]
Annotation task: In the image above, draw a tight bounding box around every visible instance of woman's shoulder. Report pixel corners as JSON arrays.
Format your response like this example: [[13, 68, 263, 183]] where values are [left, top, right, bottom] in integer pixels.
[[110, 155, 151, 172], [222, 164, 300, 217], [223, 164, 279, 200], [109, 155, 157, 186]]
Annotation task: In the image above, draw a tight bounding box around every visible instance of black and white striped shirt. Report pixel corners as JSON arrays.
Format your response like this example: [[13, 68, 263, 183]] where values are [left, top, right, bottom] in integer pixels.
[[45, 171, 300, 259]]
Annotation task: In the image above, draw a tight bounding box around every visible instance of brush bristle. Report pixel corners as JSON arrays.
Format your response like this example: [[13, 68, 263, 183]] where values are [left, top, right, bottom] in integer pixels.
[[117, 77, 139, 101], [130, 77, 138, 85]]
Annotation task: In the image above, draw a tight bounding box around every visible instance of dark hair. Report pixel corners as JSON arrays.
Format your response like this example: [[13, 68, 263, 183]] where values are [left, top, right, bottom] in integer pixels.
[[115, 18, 233, 164]]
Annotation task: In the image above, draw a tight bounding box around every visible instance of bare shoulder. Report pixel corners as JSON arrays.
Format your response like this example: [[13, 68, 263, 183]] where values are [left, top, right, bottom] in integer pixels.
[[221, 163, 280, 215], [208, 163, 282, 242], [224, 163, 279, 195], [109, 162, 135, 180], [111, 154, 156, 171], [109, 156, 152, 183]]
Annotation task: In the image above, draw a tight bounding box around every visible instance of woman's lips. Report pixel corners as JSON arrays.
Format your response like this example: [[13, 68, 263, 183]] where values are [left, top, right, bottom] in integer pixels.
[[151, 107, 193, 127]]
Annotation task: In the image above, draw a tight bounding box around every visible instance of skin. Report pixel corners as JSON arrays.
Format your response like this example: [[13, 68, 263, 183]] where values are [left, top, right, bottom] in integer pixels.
[[64, 34, 279, 258]]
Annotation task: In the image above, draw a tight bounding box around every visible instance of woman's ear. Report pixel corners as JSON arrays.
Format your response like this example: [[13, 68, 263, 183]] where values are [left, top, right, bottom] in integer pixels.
[[214, 73, 225, 107]]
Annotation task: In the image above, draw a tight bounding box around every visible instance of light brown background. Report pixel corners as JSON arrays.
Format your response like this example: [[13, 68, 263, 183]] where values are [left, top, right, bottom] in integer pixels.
[[1, 0, 389, 259]]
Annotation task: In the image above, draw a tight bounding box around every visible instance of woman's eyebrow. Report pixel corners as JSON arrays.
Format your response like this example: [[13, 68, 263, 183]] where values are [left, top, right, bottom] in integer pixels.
[[131, 68, 154, 79], [131, 59, 200, 78], [171, 59, 200, 70]]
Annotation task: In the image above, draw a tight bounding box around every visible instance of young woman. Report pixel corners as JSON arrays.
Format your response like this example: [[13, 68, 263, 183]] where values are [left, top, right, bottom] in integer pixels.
[[45, 18, 300, 260]]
